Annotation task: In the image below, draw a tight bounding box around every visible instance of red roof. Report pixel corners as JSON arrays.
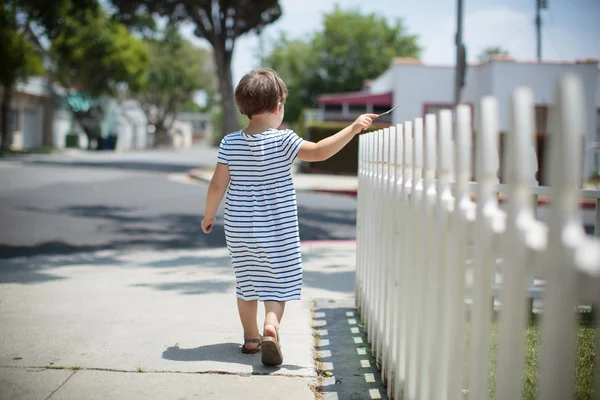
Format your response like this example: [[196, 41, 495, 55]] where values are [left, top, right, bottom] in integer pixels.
[[317, 91, 393, 106]]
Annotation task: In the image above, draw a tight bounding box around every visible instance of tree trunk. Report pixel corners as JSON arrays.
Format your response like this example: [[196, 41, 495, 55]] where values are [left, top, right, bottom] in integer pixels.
[[154, 125, 169, 148], [214, 47, 239, 141], [1, 86, 13, 151]]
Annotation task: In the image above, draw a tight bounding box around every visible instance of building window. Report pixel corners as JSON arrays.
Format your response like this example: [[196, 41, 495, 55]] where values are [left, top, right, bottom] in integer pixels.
[[535, 106, 548, 134]]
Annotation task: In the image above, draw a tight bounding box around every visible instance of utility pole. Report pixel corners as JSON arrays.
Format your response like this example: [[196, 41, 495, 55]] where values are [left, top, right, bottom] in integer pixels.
[[454, 0, 466, 106], [536, 0, 548, 62]]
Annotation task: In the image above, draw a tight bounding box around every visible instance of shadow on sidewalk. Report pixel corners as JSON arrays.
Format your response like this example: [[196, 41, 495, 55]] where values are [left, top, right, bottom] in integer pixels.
[[162, 343, 305, 374]]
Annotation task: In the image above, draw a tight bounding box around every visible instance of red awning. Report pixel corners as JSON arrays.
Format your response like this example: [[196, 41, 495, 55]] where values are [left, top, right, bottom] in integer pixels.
[[317, 91, 393, 106]]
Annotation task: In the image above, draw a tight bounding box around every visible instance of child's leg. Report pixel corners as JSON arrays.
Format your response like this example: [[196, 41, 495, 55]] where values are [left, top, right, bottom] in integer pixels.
[[237, 299, 260, 349], [264, 301, 285, 337]]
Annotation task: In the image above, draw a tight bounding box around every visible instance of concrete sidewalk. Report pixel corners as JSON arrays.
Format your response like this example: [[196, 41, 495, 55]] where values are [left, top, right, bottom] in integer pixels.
[[0, 242, 378, 399]]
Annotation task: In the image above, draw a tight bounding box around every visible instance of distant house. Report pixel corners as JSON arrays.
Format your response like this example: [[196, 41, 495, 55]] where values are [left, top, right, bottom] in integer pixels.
[[308, 56, 600, 181], [3, 78, 206, 151], [1, 77, 54, 150], [0, 30, 206, 151], [177, 112, 213, 143]]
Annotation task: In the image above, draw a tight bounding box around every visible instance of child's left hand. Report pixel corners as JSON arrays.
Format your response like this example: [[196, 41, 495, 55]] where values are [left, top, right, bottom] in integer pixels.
[[201, 217, 216, 234]]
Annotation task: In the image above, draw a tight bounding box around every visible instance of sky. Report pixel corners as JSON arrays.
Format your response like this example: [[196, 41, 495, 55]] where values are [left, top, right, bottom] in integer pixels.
[[180, 0, 600, 88]]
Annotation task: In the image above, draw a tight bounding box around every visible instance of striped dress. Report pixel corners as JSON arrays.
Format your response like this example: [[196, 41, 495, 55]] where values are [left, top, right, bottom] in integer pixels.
[[217, 129, 305, 302]]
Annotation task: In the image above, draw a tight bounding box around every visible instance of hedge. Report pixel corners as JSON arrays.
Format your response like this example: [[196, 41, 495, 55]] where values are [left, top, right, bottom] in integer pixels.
[[303, 121, 391, 175]]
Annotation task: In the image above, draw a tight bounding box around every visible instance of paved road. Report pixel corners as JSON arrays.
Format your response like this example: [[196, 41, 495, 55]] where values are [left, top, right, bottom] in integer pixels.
[[0, 147, 357, 259]]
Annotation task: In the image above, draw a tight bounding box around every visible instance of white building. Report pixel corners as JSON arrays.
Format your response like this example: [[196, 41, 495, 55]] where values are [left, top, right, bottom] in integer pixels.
[[312, 56, 600, 180], [2, 78, 200, 152]]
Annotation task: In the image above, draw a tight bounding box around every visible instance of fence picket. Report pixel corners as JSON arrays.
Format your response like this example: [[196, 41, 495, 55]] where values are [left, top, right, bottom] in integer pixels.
[[348, 75, 599, 400], [495, 88, 537, 400], [468, 96, 501, 400]]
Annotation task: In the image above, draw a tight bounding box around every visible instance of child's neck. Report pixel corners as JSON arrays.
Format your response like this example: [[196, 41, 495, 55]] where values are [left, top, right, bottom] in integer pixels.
[[243, 115, 278, 134]]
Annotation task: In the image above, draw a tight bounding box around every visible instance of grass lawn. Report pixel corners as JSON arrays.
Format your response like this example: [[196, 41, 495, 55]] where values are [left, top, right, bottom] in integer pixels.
[[463, 313, 598, 399]]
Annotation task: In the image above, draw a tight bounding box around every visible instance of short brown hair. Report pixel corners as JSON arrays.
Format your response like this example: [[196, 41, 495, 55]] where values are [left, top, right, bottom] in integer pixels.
[[235, 69, 287, 118]]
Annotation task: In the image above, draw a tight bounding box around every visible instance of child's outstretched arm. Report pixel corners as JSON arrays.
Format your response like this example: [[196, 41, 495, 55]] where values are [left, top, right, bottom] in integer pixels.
[[298, 113, 378, 162], [201, 163, 230, 234]]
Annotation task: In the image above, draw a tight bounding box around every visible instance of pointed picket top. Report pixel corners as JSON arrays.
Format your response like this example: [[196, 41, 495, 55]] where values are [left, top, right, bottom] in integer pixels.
[[359, 135, 363, 173], [376, 129, 383, 180], [454, 105, 473, 198], [437, 110, 453, 194], [424, 113, 437, 183], [404, 121, 414, 191], [395, 124, 404, 185], [368, 131, 375, 179], [383, 128, 390, 181], [413, 118, 424, 183], [507, 87, 535, 215], [389, 126, 397, 183], [476, 97, 501, 203], [548, 74, 584, 230]]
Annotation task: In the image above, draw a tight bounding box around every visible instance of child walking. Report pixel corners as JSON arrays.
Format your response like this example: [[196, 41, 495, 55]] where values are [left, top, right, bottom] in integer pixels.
[[201, 68, 377, 366]]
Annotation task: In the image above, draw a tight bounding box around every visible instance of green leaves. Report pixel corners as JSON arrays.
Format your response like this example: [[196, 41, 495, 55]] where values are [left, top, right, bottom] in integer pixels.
[[0, 15, 43, 88], [51, 8, 149, 97], [135, 27, 215, 136], [0, 4, 44, 88], [478, 46, 509, 62], [316, 7, 419, 94], [263, 7, 421, 124]]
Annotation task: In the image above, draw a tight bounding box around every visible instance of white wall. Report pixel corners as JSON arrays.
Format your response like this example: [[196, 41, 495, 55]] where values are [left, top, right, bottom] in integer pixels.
[[15, 77, 48, 97], [369, 66, 395, 94], [490, 61, 598, 177], [52, 109, 87, 149], [171, 120, 193, 149], [387, 60, 599, 177], [115, 104, 148, 151], [391, 64, 454, 124]]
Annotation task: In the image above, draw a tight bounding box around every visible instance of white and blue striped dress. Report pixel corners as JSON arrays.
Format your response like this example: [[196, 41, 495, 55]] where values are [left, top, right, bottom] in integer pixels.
[[217, 129, 305, 302]]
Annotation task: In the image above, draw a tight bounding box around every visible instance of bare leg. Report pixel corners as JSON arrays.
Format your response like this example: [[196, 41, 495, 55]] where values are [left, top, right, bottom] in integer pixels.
[[264, 301, 285, 338], [237, 298, 260, 350]]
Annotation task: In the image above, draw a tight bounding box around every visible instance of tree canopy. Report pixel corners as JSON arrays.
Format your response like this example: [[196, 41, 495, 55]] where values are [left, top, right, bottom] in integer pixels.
[[264, 7, 420, 123], [52, 8, 149, 96], [478, 46, 509, 62], [109, 0, 283, 137], [0, 0, 97, 150], [50, 7, 149, 145], [137, 26, 215, 144]]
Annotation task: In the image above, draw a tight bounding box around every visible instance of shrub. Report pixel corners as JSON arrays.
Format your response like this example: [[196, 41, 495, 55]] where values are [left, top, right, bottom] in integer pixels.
[[65, 132, 79, 148], [304, 121, 390, 175]]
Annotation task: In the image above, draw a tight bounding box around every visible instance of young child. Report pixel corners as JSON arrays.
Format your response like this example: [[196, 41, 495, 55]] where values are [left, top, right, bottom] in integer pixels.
[[201, 68, 377, 366]]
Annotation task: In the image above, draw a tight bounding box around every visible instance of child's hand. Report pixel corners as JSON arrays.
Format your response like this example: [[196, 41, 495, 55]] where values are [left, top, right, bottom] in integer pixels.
[[201, 217, 216, 234], [351, 114, 379, 135]]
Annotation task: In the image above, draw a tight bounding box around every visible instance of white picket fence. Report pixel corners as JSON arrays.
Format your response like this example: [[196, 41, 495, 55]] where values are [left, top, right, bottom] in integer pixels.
[[355, 75, 600, 400]]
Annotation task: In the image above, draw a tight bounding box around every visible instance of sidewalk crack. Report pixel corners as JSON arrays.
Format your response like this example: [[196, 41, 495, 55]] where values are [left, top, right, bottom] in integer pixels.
[[44, 370, 78, 400]]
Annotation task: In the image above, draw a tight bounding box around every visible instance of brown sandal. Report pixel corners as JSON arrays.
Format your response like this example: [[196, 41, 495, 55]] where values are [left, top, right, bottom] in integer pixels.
[[241, 336, 262, 354], [261, 323, 283, 366]]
